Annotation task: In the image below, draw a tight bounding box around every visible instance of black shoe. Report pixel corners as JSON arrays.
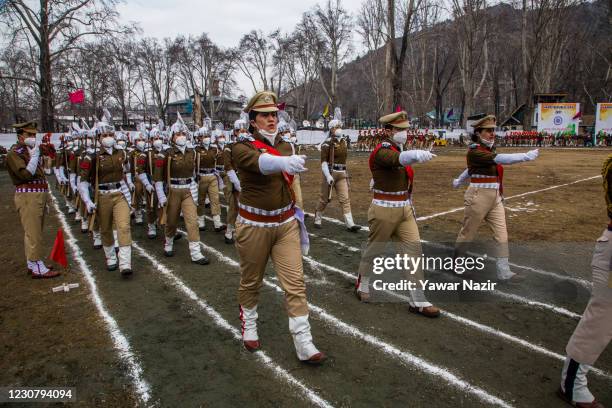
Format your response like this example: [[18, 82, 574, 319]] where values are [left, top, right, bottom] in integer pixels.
[[164, 250, 174, 257], [107, 263, 118, 271], [314, 223, 322, 229], [199, 225, 206, 231], [224, 236, 235, 244], [93, 244, 102, 250], [192, 256, 210, 265], [205, 202, 211, 209], [81, 228, 88, 234], [173, 234, 182, 241], [347, 225, 361, 233], [147, 233, 157, 239], [214, 225, 227, 232], [135, 221, 144, 226], [120, 268, 133, 277]]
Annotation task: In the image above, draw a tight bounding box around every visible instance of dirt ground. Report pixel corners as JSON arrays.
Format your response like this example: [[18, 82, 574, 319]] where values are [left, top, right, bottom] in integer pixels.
[[2, 146, 611, 407]]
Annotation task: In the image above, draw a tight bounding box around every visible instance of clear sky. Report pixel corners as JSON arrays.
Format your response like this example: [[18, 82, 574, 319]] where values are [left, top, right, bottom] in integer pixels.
[[117, 0, 366, 97]]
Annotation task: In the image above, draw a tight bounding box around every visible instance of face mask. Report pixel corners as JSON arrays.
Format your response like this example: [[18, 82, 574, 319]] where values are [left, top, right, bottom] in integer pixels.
[[481, 138, 494, 148], [102, 137, 115, 148], [136, 141, 146, 150], [258, 128, 277, 145], [239, 132, 248, 138], [118, 140, 126, 148], [24, 137, 36, 148], [175, 135, 187, 146], [153, 139, 163, 149], [334, 128, 343, 137], [203, 137, 211, 146], [393, 130, 408, 145]]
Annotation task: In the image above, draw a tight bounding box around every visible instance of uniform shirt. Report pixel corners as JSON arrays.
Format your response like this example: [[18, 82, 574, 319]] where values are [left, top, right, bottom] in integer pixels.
[[231, 131, 292, 211], [274, 134, 295, 156], [128, 148, 140, 176], [320, 136, 348, 165], [79, 148, 128, 184], [134, 149, 153, 177], [153, 146, 196, 183], [222, 144, 235, 172], [467, 143, 498, 176], [216, 146, 225, 169], [195, 145, 218, 169], [6, 142, 46, 185], [68, 146, 82, 174], [370, 139, 410, 193]]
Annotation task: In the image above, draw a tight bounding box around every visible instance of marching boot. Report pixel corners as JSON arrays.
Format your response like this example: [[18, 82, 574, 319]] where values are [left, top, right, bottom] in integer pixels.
[[314, 211, 322, 229], [134, 210, 143, 225], [80, 216, 89, 233], [224, 225, 235, 244], [558, 357, 603, 407], [496, 258, 524, 283], [213, 215, 226, 232], [189, 241, 210, 265], [118, 246, 133, 276], [408, 289, 440, 318], [147, 223, 157, 239], [92, 231, 102, 249], [344, 213, 361, 232], [289, 315, 326, 364], [239, 305, 260, 351], [74, 211, 82, 222], [198, 215, 206, 231], [67, 202, 76, 214], [103, 246, 118, 271], [113, 230, 119, 252], [164, 236, 174, 257], [354, 274, 370, 303]]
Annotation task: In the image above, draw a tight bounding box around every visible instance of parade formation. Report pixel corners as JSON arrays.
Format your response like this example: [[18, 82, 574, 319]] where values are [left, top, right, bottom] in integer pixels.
[[6, 90, 612, 407]]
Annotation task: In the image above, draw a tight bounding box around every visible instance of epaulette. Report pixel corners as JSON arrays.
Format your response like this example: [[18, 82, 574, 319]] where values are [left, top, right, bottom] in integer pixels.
[[380, 142, 391, 148], [237, 134, 255, 142]]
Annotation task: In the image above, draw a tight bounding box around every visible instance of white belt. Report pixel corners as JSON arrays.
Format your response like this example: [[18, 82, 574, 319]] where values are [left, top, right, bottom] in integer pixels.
[[99, 188, 122, 195], [170, 184, 191, 189], [372, 199, 412, 208]]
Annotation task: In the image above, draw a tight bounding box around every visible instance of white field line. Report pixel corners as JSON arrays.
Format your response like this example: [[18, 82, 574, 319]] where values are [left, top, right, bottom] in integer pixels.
[[131, 241, 333, 408], [189, 232, 514, 407], [307, 233, 586, 317], [49, 195, 152, 404], [302, 257, 610, 381]]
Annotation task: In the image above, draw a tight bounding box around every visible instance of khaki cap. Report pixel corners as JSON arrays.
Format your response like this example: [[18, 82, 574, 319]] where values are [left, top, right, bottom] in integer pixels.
[[244, 91, 279, 113], [473, 115, 496, 130], [13, 120, 38, 135], [379, 111, 409, 129]]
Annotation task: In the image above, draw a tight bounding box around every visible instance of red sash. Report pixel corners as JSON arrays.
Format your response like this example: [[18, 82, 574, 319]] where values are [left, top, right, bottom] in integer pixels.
[[475, 145, 504, 195], [250, 139, 294, 186], [369, 143, 414, 197]]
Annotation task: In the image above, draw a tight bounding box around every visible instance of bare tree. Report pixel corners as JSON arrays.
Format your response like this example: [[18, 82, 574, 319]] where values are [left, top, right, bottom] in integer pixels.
[[237, 30, 273, 92], [357, 0, 386, 117]]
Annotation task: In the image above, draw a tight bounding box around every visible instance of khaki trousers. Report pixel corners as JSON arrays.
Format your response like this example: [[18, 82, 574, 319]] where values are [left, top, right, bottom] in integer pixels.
[[566, 228, 612, 365], [455, 187, 509, 258], [97, 192, 131, 247], [165, 188, 199, 242], [236, 219, 308, 317], [14, 192, 48, 261], [315, 171, 351, 214], [293, 174, 304, 209], [197, 175, 220, 216], [357, 204, 424, 281], [223, 175, 238, 225], [133, 177, 145, 212]]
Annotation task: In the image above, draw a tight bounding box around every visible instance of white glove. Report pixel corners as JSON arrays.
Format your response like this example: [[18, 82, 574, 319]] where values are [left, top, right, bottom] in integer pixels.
[[155, 181, 167, 206], [258, 153, 307, 175], [399, 150, 435, 166], [138, 172, 154, 193], [452, 168, 470, 188], [321, 161, 334, 184], [34, 134, 43, 149], [78, 181, 96, 213], [227, 170, 241, 192], [69, 173, 77, 191], [126, 173, 135, 192], [26, 146, 41, 175], [494, 149, 539, 165], [369, 178, 374, 191]]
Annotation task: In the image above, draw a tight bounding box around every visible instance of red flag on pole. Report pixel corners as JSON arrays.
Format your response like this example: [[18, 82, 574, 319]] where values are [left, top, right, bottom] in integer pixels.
[[69, 89, 85, 104], [572, 111, 582, 120], [49, 229, 68, 268]]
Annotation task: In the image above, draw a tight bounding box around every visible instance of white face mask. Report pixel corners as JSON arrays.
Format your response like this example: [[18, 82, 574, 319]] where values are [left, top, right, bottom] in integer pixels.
[[136, 141, 146, 150], [117, 140, 126, 148], [202, 137, 211, 146], [334, 128, 343, 137], [153, 139, 163, 149], [175, 135, 187, 146], [393, 130, 408, 145], [239, 132, 248, 138], [258, 128, 277, 145], [216, 138, 225, 146], [102, 137, 115, 148], [24, 137, 36, 148]]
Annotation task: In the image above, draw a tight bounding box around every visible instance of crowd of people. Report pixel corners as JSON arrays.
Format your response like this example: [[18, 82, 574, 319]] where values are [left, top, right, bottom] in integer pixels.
[[5, 91, 611, 407], [497, 130, 612, 147]]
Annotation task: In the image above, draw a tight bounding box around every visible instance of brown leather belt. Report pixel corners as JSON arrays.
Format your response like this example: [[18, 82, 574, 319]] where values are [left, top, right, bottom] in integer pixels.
[[470, 177, 498, 183], [239, 207, 296, 223], [373, 192, 409, 201]]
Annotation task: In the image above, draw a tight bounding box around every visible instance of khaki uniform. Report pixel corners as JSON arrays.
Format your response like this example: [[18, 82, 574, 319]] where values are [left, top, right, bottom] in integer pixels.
[[196, 145, 221, 217], [153, 146, 200, 242], [316, 136, 351, 214], [357, 139, 424, 285], [276, 135, 303, 209], [134, 149, 159, 225], [455, 142, 509, 258], [128, 148, 145, 213], [7, 143, 49, 261], [221, 144, 238, 225], [232, 132, 308, 317], [80, 148, 131, 248]]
